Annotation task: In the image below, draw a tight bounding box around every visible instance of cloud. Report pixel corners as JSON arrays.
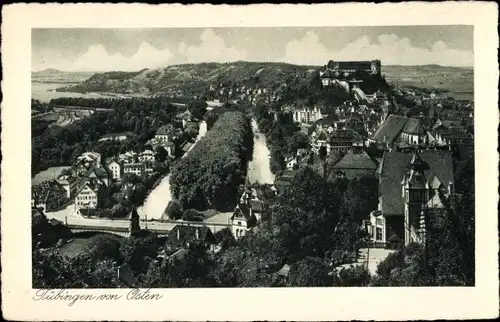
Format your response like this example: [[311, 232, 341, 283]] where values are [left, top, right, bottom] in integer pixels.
[[36, 42, 174, 72], [178, 28, 248, 63], [282, 31, 473, 67]]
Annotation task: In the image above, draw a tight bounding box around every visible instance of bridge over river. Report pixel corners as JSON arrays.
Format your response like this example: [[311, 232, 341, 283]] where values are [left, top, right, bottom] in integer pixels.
[[46, 117, 274, 239], [64, 218, 231, 238]]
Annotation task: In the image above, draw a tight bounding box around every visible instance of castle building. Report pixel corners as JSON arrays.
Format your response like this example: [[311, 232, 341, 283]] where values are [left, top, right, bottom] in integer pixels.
[[321, 59, 381, 76]]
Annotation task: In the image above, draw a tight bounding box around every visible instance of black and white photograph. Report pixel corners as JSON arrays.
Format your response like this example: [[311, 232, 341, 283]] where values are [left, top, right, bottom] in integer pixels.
[[30, 25, 476, 288], [1, 3, 498, 321]]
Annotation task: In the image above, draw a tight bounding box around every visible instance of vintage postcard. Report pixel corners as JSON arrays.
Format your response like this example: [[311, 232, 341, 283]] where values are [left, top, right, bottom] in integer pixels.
[[1, 2, 499, 321]]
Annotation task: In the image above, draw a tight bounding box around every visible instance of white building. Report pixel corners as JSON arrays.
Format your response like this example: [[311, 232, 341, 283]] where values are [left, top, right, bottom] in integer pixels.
[[292, 106, 323, 124], [139, 150, 155, 163], [106, 160, 122, 181]]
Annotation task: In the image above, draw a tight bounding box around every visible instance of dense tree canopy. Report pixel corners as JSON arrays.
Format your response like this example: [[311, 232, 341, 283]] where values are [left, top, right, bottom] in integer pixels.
[[170, 111, 254, 211], [32, 97, 187, 174]]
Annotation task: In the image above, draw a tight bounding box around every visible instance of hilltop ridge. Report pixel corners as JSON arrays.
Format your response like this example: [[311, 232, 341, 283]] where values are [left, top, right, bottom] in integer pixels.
[[52, 61, 473, 100]]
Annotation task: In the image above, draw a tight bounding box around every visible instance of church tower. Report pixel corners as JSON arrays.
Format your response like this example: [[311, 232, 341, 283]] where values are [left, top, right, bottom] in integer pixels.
[[129, 205, 141, 237], [402, 149, 429, 245]]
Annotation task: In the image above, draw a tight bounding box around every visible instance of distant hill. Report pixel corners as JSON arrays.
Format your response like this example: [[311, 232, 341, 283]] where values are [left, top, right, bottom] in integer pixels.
[[32, 69, 96, 84], [32, 68, 66, 76], [55, 61, 319, 96], [52, 62, 473, 100]]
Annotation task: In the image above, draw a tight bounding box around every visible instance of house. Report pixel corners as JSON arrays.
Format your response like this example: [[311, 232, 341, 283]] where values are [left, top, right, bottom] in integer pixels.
[[176, 109, 193, 123], [155, 125, 175, 142], [331, 151, 379, 179], [74, 179, 107, 209], [230, 203, 255, 238], [85, 166, 109, 186], [98, 132, 134, 142], [119, 151, 138, 164], [138, 150, 155, 163], [74, 152, 101, 170], [231, 188, 267, 238], [285, 156, 298, 170], [323, 129, 364, 154], [370, 149, 454, 246], [57, 175, 81, 199], [292, 106, 323, 124], [31, 180, 67, 212], [310, 115, 340, 135], [106, 160, 122, 181], [123, 162, 145, 177], [143, 162, 155, 176], [164, 142, 176, 157], [165, 225, 216, 252]]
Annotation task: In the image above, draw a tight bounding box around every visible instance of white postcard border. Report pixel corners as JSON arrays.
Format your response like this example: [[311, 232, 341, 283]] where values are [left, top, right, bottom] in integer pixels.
[[1, 2, 499, 321]]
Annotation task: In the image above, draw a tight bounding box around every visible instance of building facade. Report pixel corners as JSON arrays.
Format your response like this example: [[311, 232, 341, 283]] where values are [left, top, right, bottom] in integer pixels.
[[370, 149, 454, 246]]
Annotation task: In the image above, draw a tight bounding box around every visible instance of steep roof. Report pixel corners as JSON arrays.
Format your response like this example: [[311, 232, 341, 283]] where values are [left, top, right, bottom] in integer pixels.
[[402, 118, 426, 135], [32, 180, 66, 203], [249, 199, 265, 212], [156, 125, 174, 136], [430, 176, 442, 189], [372, 114, 408, 143], [167, 225, 216, 246], [333, 152, 378, 170], [379, 149, 454, 215], [426, 191, 446, 209]]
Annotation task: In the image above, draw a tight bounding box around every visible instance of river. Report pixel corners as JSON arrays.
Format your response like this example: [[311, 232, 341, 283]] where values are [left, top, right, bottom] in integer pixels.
[[31, 83, 113, 103], [137, 121, 208, 220], [247, 119, 275, 185], [45, 117, 273, 227]]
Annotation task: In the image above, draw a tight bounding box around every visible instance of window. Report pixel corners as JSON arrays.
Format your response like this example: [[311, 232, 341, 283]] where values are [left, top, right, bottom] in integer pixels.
[[376, 227, 383, 241], [238, 221, 242, 226]]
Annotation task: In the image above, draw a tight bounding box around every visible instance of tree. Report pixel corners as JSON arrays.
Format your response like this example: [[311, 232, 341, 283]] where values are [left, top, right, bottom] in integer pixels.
[[85, 234, 123, 262], [332, 265, 370, 286], [111, 202, 130, 218], [122, 173, 141, 186], [289, 257, 332, 287], [163, 200, 183, 220], [189, 100, 207, 120], [170, 111, 253, 211], [182, 209, 204, 222], [342, 175, 378, 222], [33, 250, 118, 288], [288, 131, 309, 152], [120, 234, 159, 274], [167, 242, 217, 287], [155, 146, 168, 163], [214, 228, 236, 250]]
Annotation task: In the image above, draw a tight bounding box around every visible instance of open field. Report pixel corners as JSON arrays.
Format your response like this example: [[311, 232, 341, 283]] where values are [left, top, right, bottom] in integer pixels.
[[383, 65, 473, 100]]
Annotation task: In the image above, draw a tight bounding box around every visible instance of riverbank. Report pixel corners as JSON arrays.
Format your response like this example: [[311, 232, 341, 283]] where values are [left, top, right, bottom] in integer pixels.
[[137, 121, 208, 220]]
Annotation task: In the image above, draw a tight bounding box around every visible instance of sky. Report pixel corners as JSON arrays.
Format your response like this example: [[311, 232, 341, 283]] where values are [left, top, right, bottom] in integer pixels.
[[32, 26, 473, 72]]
